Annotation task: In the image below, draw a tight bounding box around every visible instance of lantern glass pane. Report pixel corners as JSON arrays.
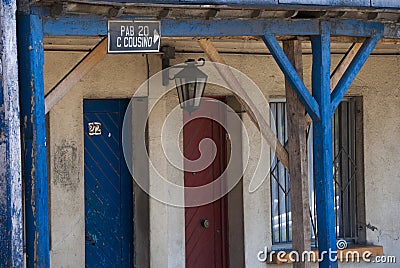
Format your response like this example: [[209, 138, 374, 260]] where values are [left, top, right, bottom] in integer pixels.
[[194, 78, 206, 106], [185, 83, 193, 108], [175, 78, 184, 108]]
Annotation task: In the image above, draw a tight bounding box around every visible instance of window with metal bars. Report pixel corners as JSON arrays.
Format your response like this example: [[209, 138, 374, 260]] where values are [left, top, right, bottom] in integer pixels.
[[270, 98, 364, 246]]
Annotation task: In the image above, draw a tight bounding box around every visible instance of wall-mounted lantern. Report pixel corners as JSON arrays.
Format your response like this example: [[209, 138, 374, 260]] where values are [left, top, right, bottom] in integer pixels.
[[163, 56, 207, 113], [174, 58, 207, 113]]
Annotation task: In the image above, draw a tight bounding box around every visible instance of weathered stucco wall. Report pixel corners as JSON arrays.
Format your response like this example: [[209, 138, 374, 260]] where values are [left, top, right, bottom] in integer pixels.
[[361, 56, 400, 262], [44, 48, 400, 267], [46, 52, 84, 267]]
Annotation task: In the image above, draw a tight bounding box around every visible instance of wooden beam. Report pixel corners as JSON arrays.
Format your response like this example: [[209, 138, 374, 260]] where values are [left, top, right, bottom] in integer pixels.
[[198, 38, 289, 170], [284, 40, 311, 268], [0, 0, 23, 265], [354, 97, 366, 244], [170, 36, 400, 45], [331, 42, 363, 91], [43, 16, 388, 38], [17, 12, 50, 267], [45, 37, 107, 114]]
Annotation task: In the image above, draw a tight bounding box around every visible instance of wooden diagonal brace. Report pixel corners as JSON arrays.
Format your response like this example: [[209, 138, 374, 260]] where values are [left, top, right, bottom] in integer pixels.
[[198, 38, 289, 170], [304, 42, 363, 127], [331, 42, 363, 91], [331, 33, 382, 112], [45, 38, 108, 114]]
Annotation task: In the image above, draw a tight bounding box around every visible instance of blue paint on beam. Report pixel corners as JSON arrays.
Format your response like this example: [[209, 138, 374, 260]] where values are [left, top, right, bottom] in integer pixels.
[[42, 15, 320, 36], [330, 32, 382, 113], [371, 0, 400, 8], [17, 12, 50, 268], [311, 21, 337, 268], [162, 19, 321, 36], [262, 34, 321, 121], [42, 13, 385, 38], [330, 19, 384, 37], [0, 0, 24, 266], [43, 13, 108, 36]]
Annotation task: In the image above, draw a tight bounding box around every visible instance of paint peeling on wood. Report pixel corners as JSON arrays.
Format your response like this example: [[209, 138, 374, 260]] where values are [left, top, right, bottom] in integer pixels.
[[0, 0, 23, 266], [17, 11, 50, 268]]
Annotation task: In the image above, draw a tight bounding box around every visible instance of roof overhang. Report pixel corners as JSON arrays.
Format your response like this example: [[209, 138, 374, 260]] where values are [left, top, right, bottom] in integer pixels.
[[39, 1, 400, 40], [41, 0, 400, 22], [44, 0, 400, 9]]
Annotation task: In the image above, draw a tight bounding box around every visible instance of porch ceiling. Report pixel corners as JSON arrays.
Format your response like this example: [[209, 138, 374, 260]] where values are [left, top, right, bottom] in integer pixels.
[[41, 1, 400, 23]]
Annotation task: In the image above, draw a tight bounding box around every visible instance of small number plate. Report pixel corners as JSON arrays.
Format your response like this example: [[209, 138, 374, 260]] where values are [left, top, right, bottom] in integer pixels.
[[88, 122, 102, 136]]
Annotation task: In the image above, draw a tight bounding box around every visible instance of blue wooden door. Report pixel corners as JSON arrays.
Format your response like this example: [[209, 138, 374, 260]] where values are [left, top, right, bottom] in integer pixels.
[[84, 99, 133, 267]]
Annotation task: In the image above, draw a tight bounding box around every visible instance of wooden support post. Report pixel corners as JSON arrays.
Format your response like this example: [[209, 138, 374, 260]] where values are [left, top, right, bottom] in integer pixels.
[[17, 11, 50, 267], [311, 22, 337, 268], [198, 38, 289, 169], [283, 40, 311, 268], [45, 38, 107, 114], [0, 0, 24, 266]]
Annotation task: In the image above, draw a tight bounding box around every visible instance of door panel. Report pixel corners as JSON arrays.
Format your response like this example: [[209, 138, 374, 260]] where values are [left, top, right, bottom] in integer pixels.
[[184, 98, 229, 268], [84, 99, 133, 268]]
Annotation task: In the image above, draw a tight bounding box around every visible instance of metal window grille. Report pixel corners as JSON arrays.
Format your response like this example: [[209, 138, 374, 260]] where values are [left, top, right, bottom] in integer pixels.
[[270, 99, 359, 245]]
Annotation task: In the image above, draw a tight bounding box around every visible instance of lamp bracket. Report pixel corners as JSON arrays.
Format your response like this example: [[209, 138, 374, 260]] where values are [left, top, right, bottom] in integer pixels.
[[161, 46, 176, 86]]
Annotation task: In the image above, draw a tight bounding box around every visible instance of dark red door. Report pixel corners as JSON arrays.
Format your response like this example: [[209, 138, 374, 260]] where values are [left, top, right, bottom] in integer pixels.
[[183, 98, 229, 268]]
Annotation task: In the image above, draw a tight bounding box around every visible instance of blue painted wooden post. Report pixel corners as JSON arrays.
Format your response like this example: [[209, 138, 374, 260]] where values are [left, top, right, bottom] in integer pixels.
[[311, 22, 337, 268], [17, 9, 50, 268], [0, 0, 24, 266]]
